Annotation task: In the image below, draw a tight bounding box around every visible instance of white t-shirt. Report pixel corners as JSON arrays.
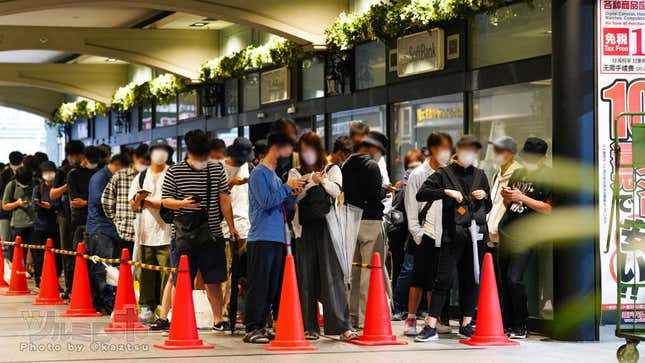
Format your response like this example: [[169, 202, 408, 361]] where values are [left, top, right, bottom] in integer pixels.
[[221, 162, 251, 239], [128, 166, 172, 247]]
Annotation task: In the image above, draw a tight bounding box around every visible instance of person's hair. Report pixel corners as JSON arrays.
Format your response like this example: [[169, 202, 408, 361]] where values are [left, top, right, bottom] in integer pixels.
[[184, 129, 210, 156], [134, 144, 150, 160], [65, 140, 85, 156], [110, 153, 132, 167], [332, 135, 353, 154], [349, 122, 370, 138], [22, 155, 40, 174], [34, 151, 48, 164], [83, 146, 102, 164], [254, 139, 268, 156], [403, 149, 426, 170], [14, 166, 32, 185], [209, 138, 227, 153], [297, 131, 327, 173], [267, 132, 295, 149], [8, 151, 23, 166], [271, 118, 297, 134], [426, 132, 453, 152], [40, 161, 56, 172]]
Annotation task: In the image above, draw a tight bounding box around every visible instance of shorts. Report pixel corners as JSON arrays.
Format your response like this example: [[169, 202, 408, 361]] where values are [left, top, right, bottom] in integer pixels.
[[409, 234, 441, 289], [170, 237, 227, 285]]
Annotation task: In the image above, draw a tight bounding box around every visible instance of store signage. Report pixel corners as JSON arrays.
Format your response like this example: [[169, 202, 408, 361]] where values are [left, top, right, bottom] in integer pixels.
[[261, 67, 290, 104], [597, 3, 645, 319], [396, 29, 445, 77]]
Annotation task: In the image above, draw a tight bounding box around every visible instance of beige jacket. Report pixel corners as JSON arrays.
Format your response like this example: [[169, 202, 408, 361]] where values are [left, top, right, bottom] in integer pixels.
[[487, 160, 523, 243]]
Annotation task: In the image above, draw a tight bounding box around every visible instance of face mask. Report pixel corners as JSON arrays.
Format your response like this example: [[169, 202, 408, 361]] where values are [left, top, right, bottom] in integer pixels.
[[301, 150, 318, 166], [135, 163, 148, 173], [210, 158, 225, 165], [86, 163, 98, 170], [191, 159, 208, 171], [523, 162, 539, 172], [493, 153, 508, 166], [372, 151, 383, 162], [277, 156, 291, 169], [436, 150, 451, 166], [150, 150, 169, 165], [42, 172, 55, 182], [457, 151, 477, 168]]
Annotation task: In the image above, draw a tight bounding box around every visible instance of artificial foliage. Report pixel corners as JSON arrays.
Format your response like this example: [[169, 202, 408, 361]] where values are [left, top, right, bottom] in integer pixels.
[[110, 73, 186, 111], [50, 99, 107, 126]]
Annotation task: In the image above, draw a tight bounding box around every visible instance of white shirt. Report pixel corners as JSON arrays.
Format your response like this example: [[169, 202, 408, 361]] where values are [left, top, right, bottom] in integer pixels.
[[487, 160, 523, 243], [378, 156, 393, 215], [404, 160, 443, 245], [128, 166, 172, 247], [221, 162, 251, 239]]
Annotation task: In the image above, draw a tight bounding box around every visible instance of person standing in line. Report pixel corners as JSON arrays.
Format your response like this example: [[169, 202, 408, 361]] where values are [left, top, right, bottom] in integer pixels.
[[67, 146, 102, 252], [209, 138, 227, 165], [498, 137, 552, 339], [288, 131, 358, 341], [2, 166, 35, 262], [50, 140, 84, 299], [86, 153, 131, 315], [243, 132, 305, 344], [342, 131, 390, 328], [403, 133, 454, 341], [31, 161, 61, 287], [129, 139, 174, 330], [161, 129, 239, 333], [327, 136, 353, 166], [271, 118, 299, 181], [415, 135, 492, 341], [0, 151, 24, 251]]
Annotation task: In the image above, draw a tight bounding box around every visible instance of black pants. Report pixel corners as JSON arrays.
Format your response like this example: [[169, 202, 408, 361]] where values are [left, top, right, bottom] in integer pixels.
[[9, 227, 33, 263], [295, 222, 351, 335], [499, 238, 532, 330], [244, 241, 286, 332], [32, 227, 61, 286], [58, 215, 73, 293], [429, 227, 482, 320]]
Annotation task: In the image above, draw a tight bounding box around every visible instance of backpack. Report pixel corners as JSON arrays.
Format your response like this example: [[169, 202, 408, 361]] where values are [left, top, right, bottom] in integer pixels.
[[385, 186, 408, 247], [138, 169, 173, 224]]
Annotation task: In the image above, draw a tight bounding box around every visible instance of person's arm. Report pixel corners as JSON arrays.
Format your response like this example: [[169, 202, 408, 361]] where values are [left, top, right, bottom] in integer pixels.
[[248, 171, 291, 210], [160, 168, 198, 210], [319, 164, 342, 198], [101, 174, 117, 221], [2, 181, 24, 211], [404, 171, 425, 244], [416, 170, 446, 202], [50, 170, 67, 200]]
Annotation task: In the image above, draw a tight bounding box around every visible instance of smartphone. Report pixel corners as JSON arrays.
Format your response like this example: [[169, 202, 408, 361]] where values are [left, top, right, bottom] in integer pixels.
[[137, 189, 150, 195], [191, 195, 202, 203]]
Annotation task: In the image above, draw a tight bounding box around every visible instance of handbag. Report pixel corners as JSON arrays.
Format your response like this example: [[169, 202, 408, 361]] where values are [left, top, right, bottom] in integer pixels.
[[173, 164, 215, 254]]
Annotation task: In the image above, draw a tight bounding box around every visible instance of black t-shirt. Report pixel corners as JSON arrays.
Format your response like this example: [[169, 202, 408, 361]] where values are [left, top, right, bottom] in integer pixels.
[[66, 166, 96, 226], [0, 168, 15, 219], [53, 163, 74, 219], [499, 166, 552, 241]]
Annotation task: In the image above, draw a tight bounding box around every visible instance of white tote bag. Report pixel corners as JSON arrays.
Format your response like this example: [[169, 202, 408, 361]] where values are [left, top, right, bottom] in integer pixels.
[[193, 289, 214, 329]]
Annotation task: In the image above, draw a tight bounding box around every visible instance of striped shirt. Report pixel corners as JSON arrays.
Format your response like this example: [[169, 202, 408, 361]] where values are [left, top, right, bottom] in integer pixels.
[[161, 160, 229, 238]]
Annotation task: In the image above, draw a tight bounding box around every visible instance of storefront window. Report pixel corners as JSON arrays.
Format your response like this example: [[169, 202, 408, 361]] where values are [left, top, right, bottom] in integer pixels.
[[331, 105, 386, 143], [141, 104, 153, 130], [213, 128, 238, 146], [178, 90, 198, 120], [165, 137, 178, 163], [155, 101, 178, 127], [242, 73, 260, 112], [469, 0, 551, 68], [472, 79, 553, 320], [315, 114, 325, 139], [355, 42, 386, 90], [225, 78, 239, 115], [392, 94, 464, 180], [302, 56, 325, 100]]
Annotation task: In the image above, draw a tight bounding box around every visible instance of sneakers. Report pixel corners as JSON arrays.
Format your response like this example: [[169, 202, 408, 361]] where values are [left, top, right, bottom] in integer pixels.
[[403, 316, 418, 336], [458, 324, 475, 338], [392, 311, 407, 321], [138, 306, 155, 324], [509, 327, 528, 339], [414, 325, 438, 342], [149, 318, 170, 331], [436, 322, 452, 334], [213, 321, 230, 332]]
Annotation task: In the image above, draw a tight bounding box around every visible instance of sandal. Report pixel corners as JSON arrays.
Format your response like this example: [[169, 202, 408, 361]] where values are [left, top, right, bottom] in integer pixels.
[[340, 330, 359, 342], [305, 331, 320, 340], [243, 330, 270, 344]]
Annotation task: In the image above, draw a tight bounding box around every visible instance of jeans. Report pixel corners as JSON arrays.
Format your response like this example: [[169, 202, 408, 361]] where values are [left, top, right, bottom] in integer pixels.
[[393, 253, 414, 314], [87, 232, 119, 314]]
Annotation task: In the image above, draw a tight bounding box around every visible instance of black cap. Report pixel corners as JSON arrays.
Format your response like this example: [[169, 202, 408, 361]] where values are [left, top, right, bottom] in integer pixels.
[[227, 137, 254, 162], [360, 131, 389, 153], [149, 138, 174, 157], [521, 137, 548, 156], [40, 161, 56, 172], [456, 135, 482, 149]]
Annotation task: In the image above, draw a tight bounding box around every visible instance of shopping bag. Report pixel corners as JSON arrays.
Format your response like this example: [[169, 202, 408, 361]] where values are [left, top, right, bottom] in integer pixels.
[[3, 258, 10, 285], [102, 261, 120, 287], [193, 289, 214, 329]]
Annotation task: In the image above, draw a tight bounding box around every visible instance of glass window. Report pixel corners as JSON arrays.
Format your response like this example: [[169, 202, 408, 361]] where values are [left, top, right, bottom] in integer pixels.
[[164, 137, 179, 163], [178, 90, 198, 120], [315, 114, 325, 139], [225, 78, 239, 115], [302, 56, 325, 100], [155, 101, 178, 127], [141, 104, 153, 130], [355, 42, 386, 90], [242, 73, 260, 112], [392, 94, 464, 181], [331, 105, 386, 142], [213, 128, 238, 146], [469, 0, 551, 68]]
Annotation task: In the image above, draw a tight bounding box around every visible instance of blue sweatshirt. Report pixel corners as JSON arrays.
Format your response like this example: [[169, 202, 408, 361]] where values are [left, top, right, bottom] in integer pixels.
[[86, 166, 118, 239], [247, 164, 296, 243]]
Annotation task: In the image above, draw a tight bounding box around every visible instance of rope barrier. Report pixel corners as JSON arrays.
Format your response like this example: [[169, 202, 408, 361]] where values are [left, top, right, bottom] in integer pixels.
[[0, 240, 176, 273], [351, 262, 383, 269]]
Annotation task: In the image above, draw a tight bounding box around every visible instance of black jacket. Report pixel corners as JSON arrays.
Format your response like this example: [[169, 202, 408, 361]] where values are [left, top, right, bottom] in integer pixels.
[[416, 163, 492, 244], [341, 153, 387, 220]]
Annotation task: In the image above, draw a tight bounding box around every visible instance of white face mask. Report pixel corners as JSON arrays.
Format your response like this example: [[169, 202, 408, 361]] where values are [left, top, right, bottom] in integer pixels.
[[493, 153, 509, 166], [150, 150, 169, 165], [191, 159, 208, 171], [135, 163, 149, 173], [436, 150, 451, 166], [457, 151, 477, 168], [86, 163, 98, 170], [523, 162, 539, 172], [42, 172, 55, 182], [301, 150, 318, 166]]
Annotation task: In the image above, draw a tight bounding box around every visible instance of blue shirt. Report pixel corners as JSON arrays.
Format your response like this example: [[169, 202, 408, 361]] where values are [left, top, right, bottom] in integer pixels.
[[32, 182, 59, 231], [247, 164, 296, 243], [86, 166, 118, 239]]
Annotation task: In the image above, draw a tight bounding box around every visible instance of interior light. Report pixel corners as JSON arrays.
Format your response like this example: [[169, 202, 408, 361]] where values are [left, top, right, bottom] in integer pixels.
[[105, 58, 118, 62], [190, 22, 209, 27]]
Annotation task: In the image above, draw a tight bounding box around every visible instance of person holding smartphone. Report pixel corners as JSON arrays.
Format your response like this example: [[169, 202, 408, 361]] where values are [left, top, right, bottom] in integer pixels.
[[31, 161, 61, 288]]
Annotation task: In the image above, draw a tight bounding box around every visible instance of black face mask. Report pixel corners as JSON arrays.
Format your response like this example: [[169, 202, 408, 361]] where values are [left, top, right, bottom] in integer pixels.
[[15, 173, 31, 186], [277, 155, 291, 169]]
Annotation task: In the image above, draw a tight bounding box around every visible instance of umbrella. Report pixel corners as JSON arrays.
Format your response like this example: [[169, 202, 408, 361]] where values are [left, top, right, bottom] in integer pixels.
[[469, 220, 484, 284], [326, 201, 363, 285]]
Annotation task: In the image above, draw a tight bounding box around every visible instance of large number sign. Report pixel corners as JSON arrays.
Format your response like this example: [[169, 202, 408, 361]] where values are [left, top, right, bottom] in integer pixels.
[[598, 2, 645, 318]]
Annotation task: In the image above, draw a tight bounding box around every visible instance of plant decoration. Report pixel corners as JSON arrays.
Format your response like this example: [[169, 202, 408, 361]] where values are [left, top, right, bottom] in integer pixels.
[[200, 37, 302, 82], [149, 73, 187, 104], [110, 73, 186, 111], [50, 99, 107, 126]]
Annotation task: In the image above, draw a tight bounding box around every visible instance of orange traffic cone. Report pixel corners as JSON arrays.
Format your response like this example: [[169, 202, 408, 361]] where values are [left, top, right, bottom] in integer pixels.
[[460, 252, 518, 346], [33, 238, 65, 305], [2, 236, 32, 296], [318, 302, 324, 327], [105, 248, 148, 333], [265, 254, 317, 351], [60, 242, 101, 317], [350, 252, 407, 346], [0, 241, 9, 288], [154, 255, 213, 350]]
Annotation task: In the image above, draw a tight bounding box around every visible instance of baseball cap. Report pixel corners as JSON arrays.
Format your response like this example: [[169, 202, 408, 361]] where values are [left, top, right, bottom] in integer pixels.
[[489, 136, 517, 153], [520, 137, 548, 156]]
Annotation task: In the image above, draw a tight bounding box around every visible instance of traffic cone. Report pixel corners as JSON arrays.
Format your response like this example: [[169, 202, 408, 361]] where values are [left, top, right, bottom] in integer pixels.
[[154, 255, 213, 350], [460, 252, 518, 346], [265, 254, 317, 351], [33, 238, 66, 305], [318, 303, 324, 327], [350, 252, 407, 346], [2, 236, 32, 296], [105, 248, 148, 333], [60, 242, 101, 317], [0, 242, 9, 288]]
